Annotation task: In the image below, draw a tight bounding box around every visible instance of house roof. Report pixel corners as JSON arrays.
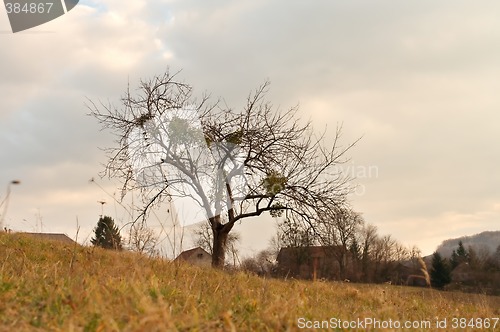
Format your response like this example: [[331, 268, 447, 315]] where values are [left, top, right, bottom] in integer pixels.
[[23, 232, 78, 245], [451, 262, 471, 274], [175, 247, 211, 261]]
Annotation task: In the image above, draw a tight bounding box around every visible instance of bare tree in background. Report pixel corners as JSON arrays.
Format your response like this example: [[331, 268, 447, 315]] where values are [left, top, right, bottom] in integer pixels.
[[276, 216, 317, 249], [241, 249, 276, 277], [128, 222, 160, 257], [360, 223, 378, 281], [192, 221, 241, 266], [317, 206, 363, 279], [89, 70, 356, 267]]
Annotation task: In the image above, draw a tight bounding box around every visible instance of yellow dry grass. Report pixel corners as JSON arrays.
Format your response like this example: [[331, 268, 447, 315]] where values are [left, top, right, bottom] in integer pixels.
[[0, 232, 499, 331]]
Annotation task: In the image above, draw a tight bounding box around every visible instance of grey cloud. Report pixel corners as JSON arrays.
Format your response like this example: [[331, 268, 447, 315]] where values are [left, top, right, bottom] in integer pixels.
[[2, 0, 500, 256], [160, 0, 500, 99]]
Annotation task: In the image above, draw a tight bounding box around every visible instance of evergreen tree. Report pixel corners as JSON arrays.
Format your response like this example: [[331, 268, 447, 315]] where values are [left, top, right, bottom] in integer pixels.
[[456, 241, 468, 260], [91, 216, 122, 250], [430, 252, 451, 288], [349, 237, 361, 261], [450, 249, 459, 269], [451, 241, 468, 269]]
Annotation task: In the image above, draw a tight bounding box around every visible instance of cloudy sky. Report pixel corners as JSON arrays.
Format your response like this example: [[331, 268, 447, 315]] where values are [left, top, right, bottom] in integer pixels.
[[1, 0, 500, 257]]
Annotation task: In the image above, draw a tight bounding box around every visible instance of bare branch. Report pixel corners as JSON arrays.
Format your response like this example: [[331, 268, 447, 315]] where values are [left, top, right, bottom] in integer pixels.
[[88, 70, 358, 267]]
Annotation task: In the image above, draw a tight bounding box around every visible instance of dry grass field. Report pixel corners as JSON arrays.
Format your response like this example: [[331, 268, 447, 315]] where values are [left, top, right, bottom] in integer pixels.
[[0, 232, 499, 331]]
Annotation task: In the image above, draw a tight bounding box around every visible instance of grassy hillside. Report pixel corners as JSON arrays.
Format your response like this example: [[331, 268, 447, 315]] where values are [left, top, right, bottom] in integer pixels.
[[0, 233, 499, 331]]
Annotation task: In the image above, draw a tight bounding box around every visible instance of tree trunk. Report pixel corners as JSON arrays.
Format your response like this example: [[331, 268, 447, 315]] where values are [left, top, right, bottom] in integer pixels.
[[211, 220, 229, 268]]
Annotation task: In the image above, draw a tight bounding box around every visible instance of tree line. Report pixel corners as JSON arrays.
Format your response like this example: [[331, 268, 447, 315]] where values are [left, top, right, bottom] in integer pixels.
[[240, 208, 423, 284], [430, 241, 500, 294]]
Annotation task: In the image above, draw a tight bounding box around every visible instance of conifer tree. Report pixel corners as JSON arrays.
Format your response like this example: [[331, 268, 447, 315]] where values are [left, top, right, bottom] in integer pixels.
[[451, 240, 469, 269], [430, 252, 451, 288], [91, 216, 122, 250], [450, 249, 459, 269], [349, 238, 361, 261], [456, 241, 468, 260]]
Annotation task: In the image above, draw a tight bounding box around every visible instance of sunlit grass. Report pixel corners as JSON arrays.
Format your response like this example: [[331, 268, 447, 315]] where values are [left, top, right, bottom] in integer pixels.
[[0, 232, 499, 331]]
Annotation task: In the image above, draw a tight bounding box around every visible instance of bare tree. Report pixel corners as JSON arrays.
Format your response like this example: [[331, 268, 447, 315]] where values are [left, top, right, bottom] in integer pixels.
[[128, 222, 160, 257], [276, 216, 316, 249], [317, 206, 363, 279], [192, 222, 214, 254], [371, 234, 398, 281], [360, 223, 378, 281], [89, 70, 356, 267], [241, 249, 276, 277]]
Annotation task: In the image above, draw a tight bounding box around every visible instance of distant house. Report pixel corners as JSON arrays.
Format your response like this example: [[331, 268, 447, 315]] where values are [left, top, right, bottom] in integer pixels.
[[391, 260, 424, 285], [447, 262, 500, 295], [277, 246, 348, 280], [23, 232, 78, 245], [406, 274, 430, 287], [175, 247, 212, 267], [451, 262, 473, 283]]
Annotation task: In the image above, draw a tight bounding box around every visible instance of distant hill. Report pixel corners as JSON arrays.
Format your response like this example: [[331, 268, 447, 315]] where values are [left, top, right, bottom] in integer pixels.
[[436, 230, 500, 257]]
